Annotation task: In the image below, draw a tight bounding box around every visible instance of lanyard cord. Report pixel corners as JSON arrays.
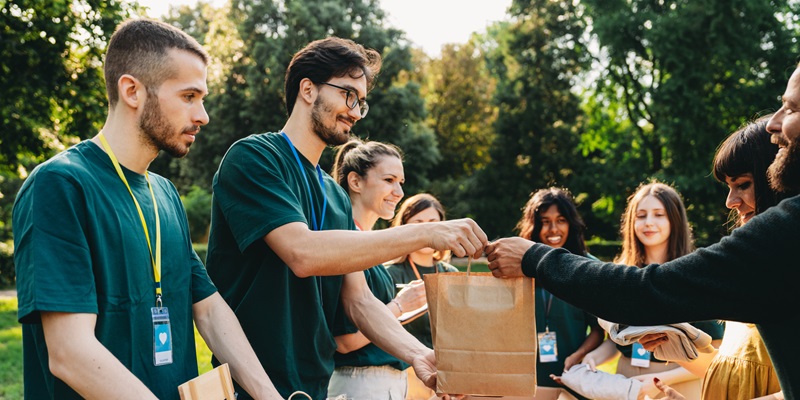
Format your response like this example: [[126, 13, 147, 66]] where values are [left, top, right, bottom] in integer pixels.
[[540, 289, 554, 332], [281, 132, 327, 230], [408, 258, 441, 281], [97, 134, 162, 306], [280, 132, 327, 305]]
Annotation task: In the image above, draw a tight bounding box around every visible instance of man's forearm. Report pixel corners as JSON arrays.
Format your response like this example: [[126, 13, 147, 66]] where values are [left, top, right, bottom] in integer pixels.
[[266, 219, 485, 278], [344, 286, 430, 363], [41, 312, 158, 400], [194, 293, 283, 400]]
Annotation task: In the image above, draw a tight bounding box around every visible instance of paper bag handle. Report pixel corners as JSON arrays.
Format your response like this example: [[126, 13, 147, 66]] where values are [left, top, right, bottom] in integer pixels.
[[466, 257, 472, 276]]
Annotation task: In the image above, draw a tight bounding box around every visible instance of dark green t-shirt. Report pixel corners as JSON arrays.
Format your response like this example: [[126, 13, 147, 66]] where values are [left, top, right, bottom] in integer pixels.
[[206, 132, 353, 399], [384, 260, 458, 348], [13, 140, 217, 400], [535, 287, 600, 390], [333, 265, 407, 370]]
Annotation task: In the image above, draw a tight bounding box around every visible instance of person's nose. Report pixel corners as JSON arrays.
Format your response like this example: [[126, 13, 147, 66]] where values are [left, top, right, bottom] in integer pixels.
[[766, 111, 782, 136], [725, 188, 741, 210], [547, 221, 558, 233], [347, 104, 362, 122], [393, 182, 404, 198], [195, 103, 209, 126]]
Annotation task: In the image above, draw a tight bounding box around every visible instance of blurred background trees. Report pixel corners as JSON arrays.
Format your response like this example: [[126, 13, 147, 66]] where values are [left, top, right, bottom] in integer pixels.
[[3, 0, 800, 282]]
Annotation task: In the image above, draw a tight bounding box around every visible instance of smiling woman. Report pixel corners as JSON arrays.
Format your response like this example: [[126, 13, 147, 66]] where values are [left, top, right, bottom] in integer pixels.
[[512, 187, 604, 400]]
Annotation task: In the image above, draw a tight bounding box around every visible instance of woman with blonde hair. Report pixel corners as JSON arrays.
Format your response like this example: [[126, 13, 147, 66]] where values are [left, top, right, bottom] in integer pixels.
[[581, 182, 723, 399], [327, 139, 428, 399]]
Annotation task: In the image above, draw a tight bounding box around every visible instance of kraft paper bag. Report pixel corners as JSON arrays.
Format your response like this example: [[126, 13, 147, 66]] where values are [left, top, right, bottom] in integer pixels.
[[425, 270, 537, 396]]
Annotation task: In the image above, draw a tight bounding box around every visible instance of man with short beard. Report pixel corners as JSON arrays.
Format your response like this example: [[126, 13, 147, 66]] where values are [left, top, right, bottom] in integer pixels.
[[205, 37, 487, 399], [13, 19, 281, 400], [484, 68, 800, 398]]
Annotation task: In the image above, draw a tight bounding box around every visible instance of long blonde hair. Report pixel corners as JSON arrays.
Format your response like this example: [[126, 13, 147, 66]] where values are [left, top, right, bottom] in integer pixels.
[[614, 181, 694, 267]]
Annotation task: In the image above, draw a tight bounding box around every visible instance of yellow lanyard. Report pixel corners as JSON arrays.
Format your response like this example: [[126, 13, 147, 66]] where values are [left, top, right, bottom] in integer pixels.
[[98, 134, 162, 305]]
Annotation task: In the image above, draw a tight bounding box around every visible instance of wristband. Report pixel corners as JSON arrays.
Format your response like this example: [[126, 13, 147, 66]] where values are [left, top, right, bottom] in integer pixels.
[[392, 299, 404, 313]]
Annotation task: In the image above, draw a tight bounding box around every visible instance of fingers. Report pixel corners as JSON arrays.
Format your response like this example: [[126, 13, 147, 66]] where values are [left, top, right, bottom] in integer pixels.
[[549, 374, 563, 384]]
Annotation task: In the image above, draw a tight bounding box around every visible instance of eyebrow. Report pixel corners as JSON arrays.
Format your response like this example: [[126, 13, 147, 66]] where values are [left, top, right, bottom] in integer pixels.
[[337, 83, 366, 100], [782, 96, 799, 108], [181, 86, 209, 96]]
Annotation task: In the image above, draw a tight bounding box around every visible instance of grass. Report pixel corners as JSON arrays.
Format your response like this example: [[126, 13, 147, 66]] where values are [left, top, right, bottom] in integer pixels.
[[0, 297, 22, 400]]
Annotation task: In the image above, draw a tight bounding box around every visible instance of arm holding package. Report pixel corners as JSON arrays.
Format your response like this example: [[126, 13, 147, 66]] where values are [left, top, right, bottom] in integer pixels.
[[521, 196, 800, 325]]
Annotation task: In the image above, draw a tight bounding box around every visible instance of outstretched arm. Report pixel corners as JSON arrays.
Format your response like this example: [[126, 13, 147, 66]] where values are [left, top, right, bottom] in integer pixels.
[[193, 293, 283, 400], [266, 220, 486, 278]]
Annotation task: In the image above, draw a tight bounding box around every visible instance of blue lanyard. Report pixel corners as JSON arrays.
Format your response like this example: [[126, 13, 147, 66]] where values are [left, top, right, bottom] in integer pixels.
[[281, 132, 327, 305], [540, 289, 554, 332], [281, 132, 327, 230]]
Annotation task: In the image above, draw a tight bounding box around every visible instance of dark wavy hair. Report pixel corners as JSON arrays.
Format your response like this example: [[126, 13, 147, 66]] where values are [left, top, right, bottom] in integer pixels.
[[713, 115, 784, 226], [515, 187, 587, 256], [284, 37, 382, 116], [331, 138, 402, 193]]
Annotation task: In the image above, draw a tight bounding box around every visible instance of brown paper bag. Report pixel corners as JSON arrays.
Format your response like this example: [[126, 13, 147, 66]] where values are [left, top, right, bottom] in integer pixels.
[[425, 271, 537, 397]]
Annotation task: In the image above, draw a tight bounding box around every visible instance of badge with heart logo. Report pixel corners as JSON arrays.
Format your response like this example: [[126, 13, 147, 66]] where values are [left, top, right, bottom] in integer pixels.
[[538, 331, 558, 363], [152, 307, 173, 366], [631, 341, 651, 368]]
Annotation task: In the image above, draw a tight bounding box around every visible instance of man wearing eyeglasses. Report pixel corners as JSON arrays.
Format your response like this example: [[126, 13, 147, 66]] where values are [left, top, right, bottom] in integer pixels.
[[204, 37, 487, 399]]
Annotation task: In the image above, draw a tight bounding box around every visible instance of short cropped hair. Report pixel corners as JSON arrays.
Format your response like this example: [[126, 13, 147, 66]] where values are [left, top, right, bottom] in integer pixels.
[[104, 19, 209, 108], [284, 37, 382, 116]]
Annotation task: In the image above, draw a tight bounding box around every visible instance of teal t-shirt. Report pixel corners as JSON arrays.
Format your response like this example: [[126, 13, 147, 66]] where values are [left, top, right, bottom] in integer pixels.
[[206, 132, 353, 399], [384, 260, 458, 348], [535, 287, 599, 390], [333, 265, 407, 370], [13, 140, 217, 400]]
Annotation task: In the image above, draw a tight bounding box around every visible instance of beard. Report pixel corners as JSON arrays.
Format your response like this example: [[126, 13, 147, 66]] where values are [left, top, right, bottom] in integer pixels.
[[311, 96, 352, 146], [139, 93, 197, 158], [768, 137, 800, 193]]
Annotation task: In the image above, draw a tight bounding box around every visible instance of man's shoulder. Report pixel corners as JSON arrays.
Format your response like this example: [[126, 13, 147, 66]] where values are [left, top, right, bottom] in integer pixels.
[[22, 141, 99, 190]]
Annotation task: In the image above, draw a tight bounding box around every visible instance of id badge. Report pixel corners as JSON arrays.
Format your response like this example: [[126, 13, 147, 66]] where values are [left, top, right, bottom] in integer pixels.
[[537, 331, 558, 363], [151, 307, 173, 366], [630, 341, 651, 368]]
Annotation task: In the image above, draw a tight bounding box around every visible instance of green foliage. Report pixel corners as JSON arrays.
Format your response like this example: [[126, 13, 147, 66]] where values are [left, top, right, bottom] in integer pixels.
[[581, 0, 800, 244], [0, 241, 14, 288], [182, 186, 213, 243], [469, 1, 592, 239], [0, 0, 130, 176]]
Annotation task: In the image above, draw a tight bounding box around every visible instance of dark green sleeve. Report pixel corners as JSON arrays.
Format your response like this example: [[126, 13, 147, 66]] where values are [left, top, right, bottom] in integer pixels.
[[521, 196, 799, 325]]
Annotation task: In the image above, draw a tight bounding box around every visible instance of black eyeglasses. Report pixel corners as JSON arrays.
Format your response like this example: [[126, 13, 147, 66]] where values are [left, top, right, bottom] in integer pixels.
[[318, 82, 369, 118]]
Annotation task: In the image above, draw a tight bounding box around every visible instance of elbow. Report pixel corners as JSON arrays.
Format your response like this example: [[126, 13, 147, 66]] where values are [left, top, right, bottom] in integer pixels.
[[289, 259, 315, 278], [47, 346, 73, 382], [282, 249, 315, 278]]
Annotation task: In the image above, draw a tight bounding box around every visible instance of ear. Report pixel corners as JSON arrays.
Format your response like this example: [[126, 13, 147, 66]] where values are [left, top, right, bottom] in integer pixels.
[[117, 74, 146, 110], [297, 78, 317, 106], [347, 171, 363, 194]]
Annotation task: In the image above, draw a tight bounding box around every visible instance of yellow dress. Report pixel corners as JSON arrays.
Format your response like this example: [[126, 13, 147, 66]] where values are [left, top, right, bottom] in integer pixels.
[[702, 322, 781, 399]]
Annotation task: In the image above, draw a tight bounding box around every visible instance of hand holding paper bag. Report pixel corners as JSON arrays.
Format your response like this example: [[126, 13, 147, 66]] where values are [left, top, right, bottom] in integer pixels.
[[425, 270, 537, 396]]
